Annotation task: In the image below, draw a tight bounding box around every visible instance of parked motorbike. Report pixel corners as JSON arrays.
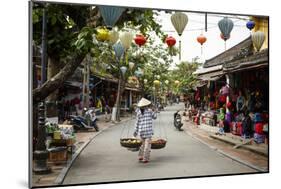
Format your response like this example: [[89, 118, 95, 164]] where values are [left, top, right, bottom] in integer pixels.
[[174, 110, 183, 131], [69, 114, 99, 132]]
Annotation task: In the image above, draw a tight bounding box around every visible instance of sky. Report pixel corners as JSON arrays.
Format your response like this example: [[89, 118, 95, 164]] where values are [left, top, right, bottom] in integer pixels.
[[153, 11, 251, 67]]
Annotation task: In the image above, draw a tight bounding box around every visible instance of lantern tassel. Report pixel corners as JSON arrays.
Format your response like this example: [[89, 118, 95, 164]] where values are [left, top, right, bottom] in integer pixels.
[[201, 46, 203, 56], [179, 40, 182, 61], [224, 41, 226, 51]]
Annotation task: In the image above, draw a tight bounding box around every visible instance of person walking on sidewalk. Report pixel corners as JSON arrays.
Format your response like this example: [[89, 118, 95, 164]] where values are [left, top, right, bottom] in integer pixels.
[[133, 98, 157, 163]]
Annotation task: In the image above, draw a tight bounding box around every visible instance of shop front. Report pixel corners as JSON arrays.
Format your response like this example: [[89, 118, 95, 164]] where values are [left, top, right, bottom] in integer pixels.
[[192, 36, 269, 144]]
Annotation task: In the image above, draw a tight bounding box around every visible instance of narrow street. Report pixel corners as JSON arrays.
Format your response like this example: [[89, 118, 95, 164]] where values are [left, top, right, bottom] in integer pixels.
[[63, 103, 257, 185]]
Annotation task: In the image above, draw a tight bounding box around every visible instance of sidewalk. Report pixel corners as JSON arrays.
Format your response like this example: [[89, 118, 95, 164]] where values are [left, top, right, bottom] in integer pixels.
[[182, 114, 268, 172], [198, 123, 268, 157], [32, 113, 134, 187]]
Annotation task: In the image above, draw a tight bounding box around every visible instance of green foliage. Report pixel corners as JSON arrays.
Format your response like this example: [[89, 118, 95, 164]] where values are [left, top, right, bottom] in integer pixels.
[[169, 60, 202, 95], [73, 27, 95, 53]]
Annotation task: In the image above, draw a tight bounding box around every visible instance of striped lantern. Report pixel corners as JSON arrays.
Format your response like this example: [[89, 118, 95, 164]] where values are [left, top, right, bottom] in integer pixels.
[[120, 66, 127, 75], [98, 6, 125, 29], [171, 12, 188, 61], [218, 17, 234, 40], [108, 29, 119, 44], [120, 31, 134, 49], [251, 31, 265, 52], [171, 12, 188, 36], [129, 62, 135, 70], [113, 42, 125, 60]]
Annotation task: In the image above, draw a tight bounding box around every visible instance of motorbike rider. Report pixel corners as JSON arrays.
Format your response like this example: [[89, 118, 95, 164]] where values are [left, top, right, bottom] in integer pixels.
[[85, 108, 99, 131]]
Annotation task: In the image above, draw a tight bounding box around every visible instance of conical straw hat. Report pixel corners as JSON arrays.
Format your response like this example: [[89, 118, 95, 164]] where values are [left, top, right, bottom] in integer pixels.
[[137, 98, 151, 107]]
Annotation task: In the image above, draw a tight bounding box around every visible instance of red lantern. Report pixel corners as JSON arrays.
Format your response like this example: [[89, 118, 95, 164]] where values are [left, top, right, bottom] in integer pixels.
[[165, 36, 176, 47], [197, 34, 207, 45], [220, 33, 230, 41], [134, 34, 147, 47]]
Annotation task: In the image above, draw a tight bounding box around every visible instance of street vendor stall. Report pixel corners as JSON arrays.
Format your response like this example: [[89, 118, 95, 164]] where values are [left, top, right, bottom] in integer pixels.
[[45, 122, 76, 163]]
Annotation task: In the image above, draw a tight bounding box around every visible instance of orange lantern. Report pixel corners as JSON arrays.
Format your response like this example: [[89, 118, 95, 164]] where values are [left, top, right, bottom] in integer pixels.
[[197, 34, 207, 55], [197, 34, 207, 45]]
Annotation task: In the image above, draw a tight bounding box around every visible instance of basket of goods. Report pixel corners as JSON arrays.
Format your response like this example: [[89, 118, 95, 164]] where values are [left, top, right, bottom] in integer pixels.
[[151, 139, 167, 149], [120, 138, 142, 148]]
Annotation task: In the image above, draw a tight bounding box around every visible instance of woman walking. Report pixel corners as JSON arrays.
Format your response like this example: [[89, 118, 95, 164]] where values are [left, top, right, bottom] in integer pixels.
[[133, 98, 157, 163]]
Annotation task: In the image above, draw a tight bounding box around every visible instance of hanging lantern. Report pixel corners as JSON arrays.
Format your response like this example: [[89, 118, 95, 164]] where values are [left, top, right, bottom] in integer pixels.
[[144, 79, 148, 84], [129, 62, 135, 70], [120, 31, 134, 49], [246, 20, 255, 31], [175, 80, 180, 85], [171, 12, 188, 36], [134, 70, 141, 77], [113, 42, 125, 60], [120, 66, 127, 75], [251, 31, 265, 52], [171, 12, 188, 61], [197, 34, 207, 55], [218, 17, 234, 40], [96, 28, 110, 41], [153, 80, 160, 86], [220, 33, 230, 41], [137, 68, 143, 77], [138, 70, 143, 77], [134, 34, 147, 47], [165, 80, 169, 85], [108, 29, 119, 44], [98, 6, 125, 29], [197, 34, 207, 45], [165, 36, 176, 47]]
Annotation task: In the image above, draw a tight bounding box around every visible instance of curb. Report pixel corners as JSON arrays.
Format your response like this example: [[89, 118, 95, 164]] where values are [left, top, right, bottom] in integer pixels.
[[183, 127, 268, 173], [210, 135, 268, 157], [54, 117, 135, 185]]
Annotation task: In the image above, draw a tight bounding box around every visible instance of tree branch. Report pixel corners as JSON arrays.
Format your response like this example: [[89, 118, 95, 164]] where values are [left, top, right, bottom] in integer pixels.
[[33, 52, 86, 105]]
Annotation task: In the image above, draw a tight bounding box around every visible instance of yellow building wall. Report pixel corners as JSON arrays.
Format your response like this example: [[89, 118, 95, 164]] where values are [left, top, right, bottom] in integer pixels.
[[251, 17, 269, 51]]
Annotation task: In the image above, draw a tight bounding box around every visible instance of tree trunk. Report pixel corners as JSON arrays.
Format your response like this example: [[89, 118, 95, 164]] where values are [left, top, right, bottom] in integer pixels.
[[115, 74, 126, 121], [33, 52, 86, 105], [46, 57, 61, 117]]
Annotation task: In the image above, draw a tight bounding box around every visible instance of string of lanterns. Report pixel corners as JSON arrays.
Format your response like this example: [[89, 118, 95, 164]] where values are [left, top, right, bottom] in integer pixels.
[[98, 5, 266, 83]]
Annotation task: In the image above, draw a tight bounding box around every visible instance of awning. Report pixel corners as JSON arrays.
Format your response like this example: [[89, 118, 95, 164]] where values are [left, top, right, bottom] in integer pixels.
[[193, 65, 224, 81], [193, 65, 223, 75], [125, 87, 141, 92], [197, 72, 224, 81]]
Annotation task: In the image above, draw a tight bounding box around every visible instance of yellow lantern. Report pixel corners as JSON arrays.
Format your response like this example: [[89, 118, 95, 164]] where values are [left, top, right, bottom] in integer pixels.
[[153, 80, 160, 86], [96, 28, 110, 41]]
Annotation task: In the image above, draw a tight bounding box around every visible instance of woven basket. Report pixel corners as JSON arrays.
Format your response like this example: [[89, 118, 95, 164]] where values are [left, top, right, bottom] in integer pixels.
[[120, 138, 142, 148], [151, 139, 167, 149]]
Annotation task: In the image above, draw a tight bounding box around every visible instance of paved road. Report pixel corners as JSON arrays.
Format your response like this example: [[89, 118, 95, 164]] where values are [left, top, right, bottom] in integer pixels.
[[63, 103, 256, 185]]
